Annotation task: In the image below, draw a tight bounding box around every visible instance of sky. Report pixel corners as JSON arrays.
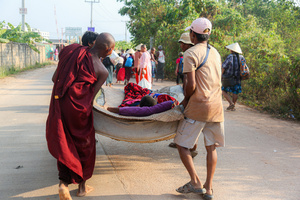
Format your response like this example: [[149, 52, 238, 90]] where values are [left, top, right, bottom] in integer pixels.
[[0, 0, 131, 41]]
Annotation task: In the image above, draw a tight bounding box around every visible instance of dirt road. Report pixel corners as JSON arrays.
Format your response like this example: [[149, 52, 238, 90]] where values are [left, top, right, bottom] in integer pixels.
[[0, 65, 299, 200]]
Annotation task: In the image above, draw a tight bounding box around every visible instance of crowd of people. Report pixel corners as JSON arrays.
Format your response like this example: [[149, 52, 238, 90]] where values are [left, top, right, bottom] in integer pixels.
[[113, 43, 165, 89], [46, 16, 248, 200]]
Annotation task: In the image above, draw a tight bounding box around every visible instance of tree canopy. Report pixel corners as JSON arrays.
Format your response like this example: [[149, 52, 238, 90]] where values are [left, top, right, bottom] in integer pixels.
[[118, 0, 300, 119]]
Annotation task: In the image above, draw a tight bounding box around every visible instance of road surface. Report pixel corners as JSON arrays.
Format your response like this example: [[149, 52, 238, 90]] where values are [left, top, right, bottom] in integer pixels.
[[0, 65, 299, 200]]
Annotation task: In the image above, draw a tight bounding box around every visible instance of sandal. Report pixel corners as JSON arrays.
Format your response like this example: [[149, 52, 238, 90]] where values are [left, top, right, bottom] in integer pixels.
[[226, 104, 235, 111], [203, 188, 214, 200], [176, 182, 206, 194], [168, 142, 177, 148]]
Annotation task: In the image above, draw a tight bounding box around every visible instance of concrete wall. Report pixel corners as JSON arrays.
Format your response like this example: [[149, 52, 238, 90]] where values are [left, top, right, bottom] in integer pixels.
[[0, 42, 46, 71]]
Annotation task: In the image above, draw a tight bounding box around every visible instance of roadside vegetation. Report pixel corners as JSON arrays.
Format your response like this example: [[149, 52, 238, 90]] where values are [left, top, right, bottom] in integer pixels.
[[0, 21, 51, 52], [0, 61, 54, 79], [118, 0, 300, 120], [0, 21, 53, 78]]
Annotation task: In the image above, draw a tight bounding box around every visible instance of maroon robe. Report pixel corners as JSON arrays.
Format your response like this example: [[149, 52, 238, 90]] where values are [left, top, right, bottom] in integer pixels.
[[46, 44, 97, 184]]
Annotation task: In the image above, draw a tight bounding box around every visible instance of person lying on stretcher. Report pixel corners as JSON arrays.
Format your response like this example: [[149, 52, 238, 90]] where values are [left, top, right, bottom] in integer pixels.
[[107, 95, 178, 117]]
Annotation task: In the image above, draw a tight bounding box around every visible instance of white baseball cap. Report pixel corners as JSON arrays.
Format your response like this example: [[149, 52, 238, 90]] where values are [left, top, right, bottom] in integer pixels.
[[185, 17, 212, 35]]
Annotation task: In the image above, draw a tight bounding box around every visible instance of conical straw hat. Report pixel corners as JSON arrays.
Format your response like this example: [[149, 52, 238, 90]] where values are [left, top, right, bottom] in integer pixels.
[[126, 48, 135, 54], [225, 43, 242, 54], [178, 32, 194, 45], [135, 43, 143, 51]]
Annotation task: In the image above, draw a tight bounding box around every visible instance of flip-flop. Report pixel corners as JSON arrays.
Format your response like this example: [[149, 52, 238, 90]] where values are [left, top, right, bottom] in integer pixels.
[[226, 104, 235, 110], [176, 182, 206, 194], [168, 142, 177, 148], [203, 193, 213, 200], [203, 188, 214, 200]]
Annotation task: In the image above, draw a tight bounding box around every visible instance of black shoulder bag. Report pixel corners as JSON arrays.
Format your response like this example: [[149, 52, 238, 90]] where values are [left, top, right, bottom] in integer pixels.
[[221, 54, 238, 88]]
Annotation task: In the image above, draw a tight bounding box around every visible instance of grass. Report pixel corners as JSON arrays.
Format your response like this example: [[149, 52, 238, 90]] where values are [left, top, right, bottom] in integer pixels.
[[0, 61, 55, 78]]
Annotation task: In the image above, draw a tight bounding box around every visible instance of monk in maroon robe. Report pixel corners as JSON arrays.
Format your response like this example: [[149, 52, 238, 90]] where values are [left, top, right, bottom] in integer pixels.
[[46, 33, 115, 200]]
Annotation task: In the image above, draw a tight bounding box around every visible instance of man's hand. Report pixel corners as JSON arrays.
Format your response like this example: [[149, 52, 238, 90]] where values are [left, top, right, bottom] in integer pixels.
[[180, 98, 188, 109], [107, 107, 120, 114]]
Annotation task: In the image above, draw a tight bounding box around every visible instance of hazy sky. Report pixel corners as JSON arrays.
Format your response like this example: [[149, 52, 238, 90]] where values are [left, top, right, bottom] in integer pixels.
[[0, 0, 131, 41]]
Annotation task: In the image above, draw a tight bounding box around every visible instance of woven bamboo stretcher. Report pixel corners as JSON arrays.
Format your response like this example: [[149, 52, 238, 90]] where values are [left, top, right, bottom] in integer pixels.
[[93, 85, 184, 143]]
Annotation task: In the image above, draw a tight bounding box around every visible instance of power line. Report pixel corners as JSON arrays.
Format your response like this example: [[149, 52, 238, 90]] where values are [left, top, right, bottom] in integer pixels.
[[85, 0, 100, 29]]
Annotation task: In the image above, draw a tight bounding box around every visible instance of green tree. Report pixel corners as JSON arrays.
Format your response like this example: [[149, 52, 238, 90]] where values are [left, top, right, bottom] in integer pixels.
[[0, 21, 51, 52]]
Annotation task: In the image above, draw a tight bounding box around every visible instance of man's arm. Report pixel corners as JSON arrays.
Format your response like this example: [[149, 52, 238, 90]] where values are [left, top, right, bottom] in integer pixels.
[[52, 67, 58, 83], [181, 70, 196, 108], [175, 63, 179, 76]]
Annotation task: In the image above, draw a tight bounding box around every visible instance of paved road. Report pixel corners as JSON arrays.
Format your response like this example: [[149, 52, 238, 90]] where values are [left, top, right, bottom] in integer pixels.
[[0, 65, 299, 200]]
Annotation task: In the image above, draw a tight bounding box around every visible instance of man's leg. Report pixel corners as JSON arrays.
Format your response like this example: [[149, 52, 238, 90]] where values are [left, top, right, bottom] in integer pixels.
[[177, 145, 203, 188], [232, 93, 238, 105], [204, 144, 217, 196], [222, 91, 233, 105], [58, 162, 72, 200]]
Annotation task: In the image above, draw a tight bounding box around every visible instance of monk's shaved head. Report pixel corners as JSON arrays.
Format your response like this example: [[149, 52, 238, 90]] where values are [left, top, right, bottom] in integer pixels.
[[95, 32, 115, 50], [90, 32, 115, 58]]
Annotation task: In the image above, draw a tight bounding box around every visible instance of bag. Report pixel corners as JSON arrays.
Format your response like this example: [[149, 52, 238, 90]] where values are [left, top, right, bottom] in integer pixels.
[[239, 59, 250, 80], [178, 57, 184, 74], [125, 57, 133, 67], [138, 76, 151, 89], [222, 74, 236, 88]]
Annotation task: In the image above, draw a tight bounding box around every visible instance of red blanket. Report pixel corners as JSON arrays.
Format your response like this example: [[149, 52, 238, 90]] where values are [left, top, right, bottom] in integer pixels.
[[46, 44, 97, 184], [119, 83, 150, 107]]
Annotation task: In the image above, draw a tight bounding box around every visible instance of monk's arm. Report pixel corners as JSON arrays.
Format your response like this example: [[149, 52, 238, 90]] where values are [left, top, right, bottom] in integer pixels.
[[93, 62, 109, 101], [52, 67, 58, 82]]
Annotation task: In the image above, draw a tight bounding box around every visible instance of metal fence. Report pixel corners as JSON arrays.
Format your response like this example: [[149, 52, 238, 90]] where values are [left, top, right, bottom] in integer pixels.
[[0, 42, 46, 70]]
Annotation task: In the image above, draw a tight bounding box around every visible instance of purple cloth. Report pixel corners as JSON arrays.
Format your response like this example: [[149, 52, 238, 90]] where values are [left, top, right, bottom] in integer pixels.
[[119, 101, 173, 117]]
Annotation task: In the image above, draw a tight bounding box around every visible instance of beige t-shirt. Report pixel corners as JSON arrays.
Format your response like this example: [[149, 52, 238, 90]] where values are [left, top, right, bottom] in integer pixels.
[[183, 43, 224, 122]]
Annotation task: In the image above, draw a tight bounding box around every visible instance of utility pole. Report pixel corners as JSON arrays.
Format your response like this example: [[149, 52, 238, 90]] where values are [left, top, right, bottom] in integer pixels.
[[121, 20, 129, 42], [20, 0, 27, 31], [85, 0, 100, 31]]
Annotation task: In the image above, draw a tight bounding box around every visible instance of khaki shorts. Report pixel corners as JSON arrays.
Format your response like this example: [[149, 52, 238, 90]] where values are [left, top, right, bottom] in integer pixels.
[[174, 118, 225, 149]]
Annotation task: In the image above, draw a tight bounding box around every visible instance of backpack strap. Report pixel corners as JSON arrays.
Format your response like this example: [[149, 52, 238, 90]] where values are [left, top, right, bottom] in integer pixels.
[[196, 44, 211, 71]]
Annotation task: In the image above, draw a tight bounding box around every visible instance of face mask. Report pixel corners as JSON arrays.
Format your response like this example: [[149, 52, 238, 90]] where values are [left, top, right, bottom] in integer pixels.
[[108, 50, 119, 66]]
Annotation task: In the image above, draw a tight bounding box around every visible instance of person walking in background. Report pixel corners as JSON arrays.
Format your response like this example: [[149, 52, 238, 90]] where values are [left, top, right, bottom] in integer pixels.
[[116, 57, 124, 84], [139, 44, 152, 88], [150, 47, 157, 83], [155, 45, 165, 82], [124, 49, 135, 85], [222, 43, 246, 111], [54, 48, 58, 61], [173, 18, 224, 200], [81, 31, 99, 48], [103, 56, 114, 87], [47, 33, 114, 200], [175, 52, 184, 85], [133, 43, 143, 84]]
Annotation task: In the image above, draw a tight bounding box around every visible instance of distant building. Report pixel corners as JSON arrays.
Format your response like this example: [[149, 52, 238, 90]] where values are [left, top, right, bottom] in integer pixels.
[[31, 28, 50, 40], [1, 25, 50, 41]]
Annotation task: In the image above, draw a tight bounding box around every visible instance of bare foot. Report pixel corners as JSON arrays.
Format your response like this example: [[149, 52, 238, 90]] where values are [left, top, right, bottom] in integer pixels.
[[77, 184, 94, 197], [58, 184, 72, 200]]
